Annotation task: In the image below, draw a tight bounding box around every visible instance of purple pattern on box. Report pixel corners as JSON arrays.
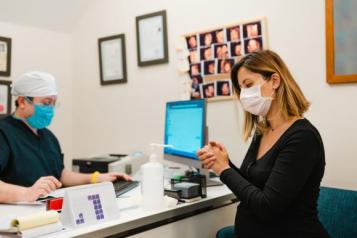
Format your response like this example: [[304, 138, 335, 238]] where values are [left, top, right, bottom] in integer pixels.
[[75, 213, 85, 224], [75, 194, 105, 225], [88, 193, 105, 220]]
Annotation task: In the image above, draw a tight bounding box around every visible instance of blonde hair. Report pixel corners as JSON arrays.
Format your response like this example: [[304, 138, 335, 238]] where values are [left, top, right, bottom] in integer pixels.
[[230, 50, 310, 141]]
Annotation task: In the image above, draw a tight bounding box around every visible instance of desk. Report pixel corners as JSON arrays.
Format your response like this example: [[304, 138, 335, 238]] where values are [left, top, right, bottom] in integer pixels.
[[0, 184, 237, 238]]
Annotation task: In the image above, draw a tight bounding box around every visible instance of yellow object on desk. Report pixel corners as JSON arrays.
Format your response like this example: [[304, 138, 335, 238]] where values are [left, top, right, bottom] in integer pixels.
[[0, 210, 63, 237], [91, 171, 100, 184], [11, 210, 59, 231]]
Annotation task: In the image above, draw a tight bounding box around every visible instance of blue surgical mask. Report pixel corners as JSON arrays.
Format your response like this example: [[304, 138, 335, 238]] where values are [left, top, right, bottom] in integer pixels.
[[27, 104, 55, 129]]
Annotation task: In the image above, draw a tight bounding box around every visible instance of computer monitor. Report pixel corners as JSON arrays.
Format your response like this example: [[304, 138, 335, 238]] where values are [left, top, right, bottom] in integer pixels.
[[163, 99, 222, 186]]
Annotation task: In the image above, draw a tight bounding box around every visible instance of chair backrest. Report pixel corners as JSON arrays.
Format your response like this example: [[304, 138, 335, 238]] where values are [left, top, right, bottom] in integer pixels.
[[318, 186, 357, 238]]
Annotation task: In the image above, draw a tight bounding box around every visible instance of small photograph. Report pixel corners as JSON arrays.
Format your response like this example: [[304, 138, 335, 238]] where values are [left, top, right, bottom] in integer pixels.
[[230, 42, 242, 57], [215, 29, 225, 44], [200, 46, 213, 60], [190, 63, 201, 76], [191, 76, 203, 100], [243, 22, 262, 39], [203, 60, 216, 75], [189, 49, 200, 63], [216, 80, 232, 96], [186, 35, 198, 49], [191, 75, 203, 84], [244, 37, 263, 53], [214, 43, 229, 59], [218, 59, 235, 74], [191, 87, 202, 100], [227, 26, 241, 42], [201, 82, 216, 98], [199, 31, 216, 47]]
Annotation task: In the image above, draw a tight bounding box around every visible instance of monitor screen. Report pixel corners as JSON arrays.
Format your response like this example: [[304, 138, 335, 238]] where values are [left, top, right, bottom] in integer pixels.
[[164, 99, 206, 160]]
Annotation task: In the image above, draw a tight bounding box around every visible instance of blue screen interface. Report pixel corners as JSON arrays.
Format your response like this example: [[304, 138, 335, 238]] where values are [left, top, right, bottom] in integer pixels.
[[164, 100, 205, 160]]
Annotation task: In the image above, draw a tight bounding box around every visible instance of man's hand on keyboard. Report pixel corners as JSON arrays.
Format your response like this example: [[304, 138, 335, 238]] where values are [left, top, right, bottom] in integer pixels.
[[97, 172, 132, 183], [113, 180, 139, 197]]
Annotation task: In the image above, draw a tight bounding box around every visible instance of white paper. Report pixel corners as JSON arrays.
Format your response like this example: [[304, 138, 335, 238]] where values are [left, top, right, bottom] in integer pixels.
[[101, 39, 123, 81], [20, 222, 63, 238], [139, 15, 164, 61], [0, 42, 7, 71], [0, 85, 8, 114], [47, 188, 65, 198]]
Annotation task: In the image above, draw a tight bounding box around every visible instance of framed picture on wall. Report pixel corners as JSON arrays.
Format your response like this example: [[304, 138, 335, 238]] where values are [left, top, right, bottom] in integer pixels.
[[136, 10, 169, 66], [0, 36, 12, 77], [326, 0, 357, 84], [0, 80, 11, 118], [98, 34, 127, 85]]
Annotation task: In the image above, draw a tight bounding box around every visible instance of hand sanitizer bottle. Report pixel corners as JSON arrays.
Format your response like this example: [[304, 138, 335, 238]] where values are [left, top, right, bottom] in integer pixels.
[[141, 143, 171, 211]]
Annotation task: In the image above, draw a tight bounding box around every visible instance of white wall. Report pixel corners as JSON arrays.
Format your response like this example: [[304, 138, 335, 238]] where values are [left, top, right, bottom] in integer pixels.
[[2, 0, 355, 190], [71, 0, 357, 190], [0, 21, 74, 168], [71, 0, 246, 160]]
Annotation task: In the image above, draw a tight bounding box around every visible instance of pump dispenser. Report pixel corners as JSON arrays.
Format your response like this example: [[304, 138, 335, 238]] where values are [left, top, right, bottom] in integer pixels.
[[141, 143, 171, 211]]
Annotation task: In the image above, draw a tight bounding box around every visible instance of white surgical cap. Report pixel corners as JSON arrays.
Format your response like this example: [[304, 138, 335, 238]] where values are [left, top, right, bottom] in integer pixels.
[[11, 71, 58, 97]]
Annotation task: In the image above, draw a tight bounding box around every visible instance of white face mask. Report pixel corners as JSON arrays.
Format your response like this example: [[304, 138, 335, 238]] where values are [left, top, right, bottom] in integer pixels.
[[240, 83, 273, 116]]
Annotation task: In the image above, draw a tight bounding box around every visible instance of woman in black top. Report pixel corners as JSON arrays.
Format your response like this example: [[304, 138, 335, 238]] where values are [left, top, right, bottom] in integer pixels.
[[197, 50, 330, 238]]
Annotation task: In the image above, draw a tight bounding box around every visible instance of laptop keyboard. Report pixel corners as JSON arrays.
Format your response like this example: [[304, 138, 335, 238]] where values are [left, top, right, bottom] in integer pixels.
[[113, 180, 139, 197]]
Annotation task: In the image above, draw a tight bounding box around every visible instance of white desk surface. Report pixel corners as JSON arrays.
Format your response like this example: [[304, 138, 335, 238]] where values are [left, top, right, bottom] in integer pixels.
[[0, 183, 236, 238]]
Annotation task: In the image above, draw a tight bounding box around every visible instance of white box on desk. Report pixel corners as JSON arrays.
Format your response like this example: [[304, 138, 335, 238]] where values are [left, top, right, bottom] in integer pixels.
[[60, 182, 120, 229]]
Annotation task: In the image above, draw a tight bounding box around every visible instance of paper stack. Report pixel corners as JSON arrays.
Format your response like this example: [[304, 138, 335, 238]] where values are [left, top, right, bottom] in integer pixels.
[[0, 210, 63, 238]]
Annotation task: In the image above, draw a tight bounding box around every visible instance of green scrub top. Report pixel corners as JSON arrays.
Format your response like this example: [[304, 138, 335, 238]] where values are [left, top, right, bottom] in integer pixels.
[[0, 116, 64, 187]]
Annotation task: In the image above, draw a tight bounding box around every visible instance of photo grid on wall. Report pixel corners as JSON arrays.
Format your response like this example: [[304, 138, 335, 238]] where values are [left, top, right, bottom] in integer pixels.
[[184, 18, 267, 100]]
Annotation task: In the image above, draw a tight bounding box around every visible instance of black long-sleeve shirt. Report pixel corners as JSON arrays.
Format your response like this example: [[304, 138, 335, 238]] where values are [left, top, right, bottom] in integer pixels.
[[220, 119, 330, 238]]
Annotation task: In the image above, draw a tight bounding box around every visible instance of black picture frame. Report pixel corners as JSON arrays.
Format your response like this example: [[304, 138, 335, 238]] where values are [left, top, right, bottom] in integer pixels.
[[136, 10, 169, 66], [0, 80, 11, 118], [0, 36, 12, 77], [98, 34, 127, 85]]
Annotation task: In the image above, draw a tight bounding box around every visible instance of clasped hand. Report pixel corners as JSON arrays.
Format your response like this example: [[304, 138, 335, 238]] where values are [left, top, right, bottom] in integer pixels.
[[196, 141, 230, 176]]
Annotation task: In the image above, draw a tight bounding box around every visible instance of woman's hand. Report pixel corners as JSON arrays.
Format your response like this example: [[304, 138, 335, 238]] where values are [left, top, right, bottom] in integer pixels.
[[197, 141, 230, 176], [197, 145, 216, 169], [208, 141, 230, 176], [96, 172, 132, 183]]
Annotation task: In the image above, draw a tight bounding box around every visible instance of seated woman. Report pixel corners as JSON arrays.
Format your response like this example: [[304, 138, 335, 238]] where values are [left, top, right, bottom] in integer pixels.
[[197, 50, 330, 238]]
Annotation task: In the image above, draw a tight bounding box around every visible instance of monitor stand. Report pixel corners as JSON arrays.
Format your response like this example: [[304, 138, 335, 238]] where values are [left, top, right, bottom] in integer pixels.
[[201, 169, 223, 187], [207, 179, 223, 187]]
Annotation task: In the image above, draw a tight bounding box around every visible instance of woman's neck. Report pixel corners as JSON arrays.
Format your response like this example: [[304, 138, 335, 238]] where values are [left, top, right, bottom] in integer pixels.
[[267, 114, 285, 131], [266, 103, 302, 131], [266, 102, 286, 131]]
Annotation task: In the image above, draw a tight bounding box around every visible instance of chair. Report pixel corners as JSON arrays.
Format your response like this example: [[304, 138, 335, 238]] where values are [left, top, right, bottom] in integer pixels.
[[216, 225, 235, 238], [318, 186, 357, 238], [216, 186, 357, 238]]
